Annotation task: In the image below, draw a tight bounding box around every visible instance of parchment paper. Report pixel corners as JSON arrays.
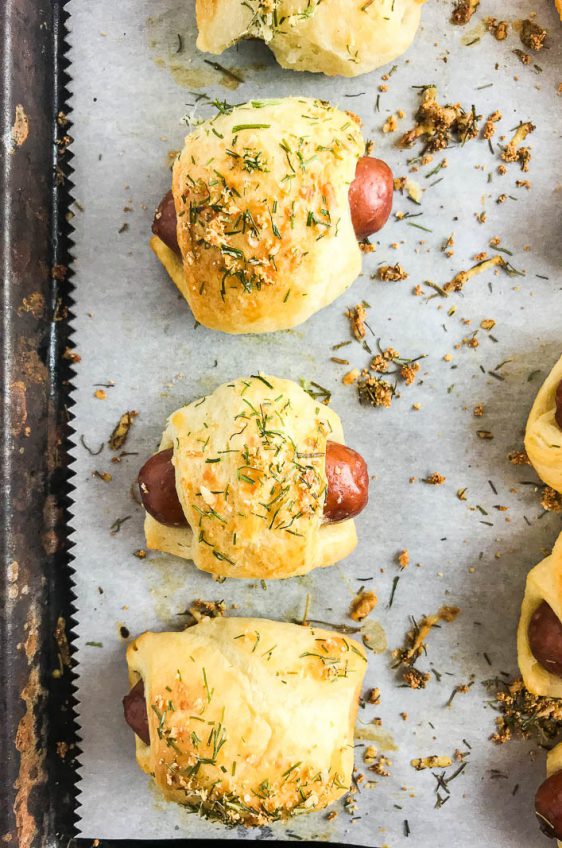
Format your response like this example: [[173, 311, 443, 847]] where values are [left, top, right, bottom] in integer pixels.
[[67, 0, 562, 843]]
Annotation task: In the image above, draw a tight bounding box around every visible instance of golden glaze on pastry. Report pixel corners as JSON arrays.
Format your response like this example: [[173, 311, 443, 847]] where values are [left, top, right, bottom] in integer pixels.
[[126, 616, 367, 825], [143, 375, 357, 578], [196, 0, 425, 77], [525, 354, 562, 493], [517, 531, 562, 697], [151, 98, 364, 334]]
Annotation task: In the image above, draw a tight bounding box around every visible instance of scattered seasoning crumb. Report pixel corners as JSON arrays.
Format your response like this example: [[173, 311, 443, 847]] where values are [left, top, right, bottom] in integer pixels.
[[188, 599, 226, 621], [350, 590, 378, 621], [487, 17, 508, 40], [398, 549, 410, 569], [342, 369, 361, 385], [520, 19, 547, 51], [473, 404, 485, 417], [367, 687, 381, 705], [486, 677, 562, 744], [133, 548, 147, 559], [541, 486, 562, 513], [326, 810, 338, 821], [400, 85, 481, 153], [108, 410, 138, 451], [482, 111, 502, 140], [443, 254, 523, 293], [423, 472, 446, 485], [347, 303, 368, 340], [94, 389, 107, 400], [358, 376, 394, 408], [480, 319, 496, 330], [93, 470, 112, 482], [508, 449, 530, 465], [501, 121, 535, 171], [457, 488, 467, 500], [376, 263, 409, 282], [394, 606, 460, 688], [477, 430, 493, 440], [450, 0, 479, 24], [411, 755, 453, 770]]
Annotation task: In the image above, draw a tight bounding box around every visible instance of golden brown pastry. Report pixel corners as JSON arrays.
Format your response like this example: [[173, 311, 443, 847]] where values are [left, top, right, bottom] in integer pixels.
[[150, 97, 394, 334], [123, 616, 367, 825], [525, 354, 562, 493], [535, 743, 562, 842], [138, 374, 369, 579], [195, 0, 425, 77], [517, 531, 562, 698]]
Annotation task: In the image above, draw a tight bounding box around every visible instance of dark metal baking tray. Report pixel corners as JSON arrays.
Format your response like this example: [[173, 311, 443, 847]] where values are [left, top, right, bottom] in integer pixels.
[[0, 3, 361, 846]]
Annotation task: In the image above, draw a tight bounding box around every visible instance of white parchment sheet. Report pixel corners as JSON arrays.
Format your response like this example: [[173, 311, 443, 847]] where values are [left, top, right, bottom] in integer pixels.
[[67, 0, 562, 843]]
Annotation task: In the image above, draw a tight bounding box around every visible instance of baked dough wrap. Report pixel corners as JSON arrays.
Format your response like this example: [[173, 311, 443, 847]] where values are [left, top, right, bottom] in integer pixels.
[[525, 354, 562, 493], [151, 97, 364, 334], [126, 616, 367, 825], [517, 531, 562, 697], [195, 0, 425, 78], [144, 374, 357, 578], [547, 743, 562, 848]]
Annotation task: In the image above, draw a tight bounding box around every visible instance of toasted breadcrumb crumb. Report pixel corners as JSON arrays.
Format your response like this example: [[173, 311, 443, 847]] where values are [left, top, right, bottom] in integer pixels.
[[347, 303, 368, 340], [376, 263, 409, 282], [398, 549, 410, 568], [451, 0, 479, 25], [350, 590, 378, 621], [520, 19, 547, 51], [541, 486, 562, 513], [411, 756, 453, 770], [508, 449, 530, 465], [487, 17, 508, 40], [473, 404, 485, 417], [424, 472, 446, 485]]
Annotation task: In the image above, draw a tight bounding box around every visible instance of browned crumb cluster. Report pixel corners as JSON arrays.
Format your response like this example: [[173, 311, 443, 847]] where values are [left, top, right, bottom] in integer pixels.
[[487, 678, 562, 744], [482, 111, 502, 140], [450, 0, 479, 25], [108, 410, 138, 451], [364, 747, 392, 776], [397, 549, 410, 569], [520, 19, 547, 51], [188, 599, 226, 621], [376, 263, 409, 282], [394, 606, 460, 688], [486, 17, 508, 40], [541, 486, 562, 513], [346, 303, 368, 341], [501, 122, 535, 171], [508, 449, 530, 465], [366, 687, 381, 705], [424, 472, 446, 485], [349, 590, 378, 621], [399, 86, 481, 154]]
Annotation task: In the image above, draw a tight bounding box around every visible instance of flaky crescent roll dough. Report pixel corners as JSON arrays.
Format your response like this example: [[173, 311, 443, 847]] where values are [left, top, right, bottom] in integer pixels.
[[151, 97, 364, 334], [525, 354, 562, 493], [517, 531, 562, 697], [127, 617, 367, 825], [196, 0, 425, 77], [144, 374, 357, 578]]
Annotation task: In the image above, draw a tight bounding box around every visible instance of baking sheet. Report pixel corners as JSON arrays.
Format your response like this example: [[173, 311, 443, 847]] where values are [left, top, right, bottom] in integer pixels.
[[67, 0, 562, 843]]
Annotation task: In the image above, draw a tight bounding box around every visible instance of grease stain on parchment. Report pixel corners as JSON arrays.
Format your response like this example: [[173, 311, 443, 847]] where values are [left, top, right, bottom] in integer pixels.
[[355, 725, 398, 752], [147, 12, 242, 90]]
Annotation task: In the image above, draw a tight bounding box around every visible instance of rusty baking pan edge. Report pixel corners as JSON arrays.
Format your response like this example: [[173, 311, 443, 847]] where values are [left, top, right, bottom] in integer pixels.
[[0, 2, 369, 846]]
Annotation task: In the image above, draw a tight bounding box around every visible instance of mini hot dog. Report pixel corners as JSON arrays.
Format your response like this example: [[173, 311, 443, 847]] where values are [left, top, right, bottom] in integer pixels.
[[517, 531, 562, 698], [153, 156, 393, 251], [139, 440, 368, 528], [122, 679, 150, 745], [536, 743, 562, 842], [528, 601, 562, 678], [139, 374, 366, 579], [149, 97, 393, 334], [123, 618, 367, 825]]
